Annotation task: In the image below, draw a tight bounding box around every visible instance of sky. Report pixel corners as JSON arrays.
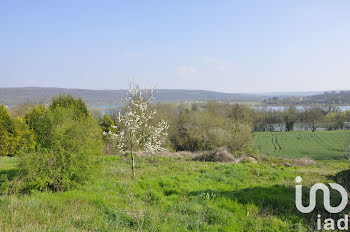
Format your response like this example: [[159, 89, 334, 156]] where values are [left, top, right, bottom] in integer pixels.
[[0, 0, 350, 93]]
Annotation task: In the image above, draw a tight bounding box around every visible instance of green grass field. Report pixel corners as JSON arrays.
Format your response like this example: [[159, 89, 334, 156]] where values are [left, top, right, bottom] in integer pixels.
[[0, 155, 349, 231], [254, 131, 350, 160], [0, 131, 349, 231]]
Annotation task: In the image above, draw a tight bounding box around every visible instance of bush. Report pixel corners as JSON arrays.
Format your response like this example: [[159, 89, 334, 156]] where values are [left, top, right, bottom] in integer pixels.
[[24, 104, 48, 149], [9, 102, 35, 118], [9, 98, 102, 192], [226, 123, 253, 154], [170, 116, 253, 154], [13, 117, 36, 154], [49, 94, 89, 118], [101, 114, 115, 133], [169, 104, 253, 154], [24, 104, 46, 132], [0, 105, 35, 156], [100, 115, 118, 155], [0, 105, 16, 156]]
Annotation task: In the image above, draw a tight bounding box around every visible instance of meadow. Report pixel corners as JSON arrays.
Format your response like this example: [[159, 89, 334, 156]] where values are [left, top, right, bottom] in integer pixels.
[[254, 131, 350, 160], [1, 95, 350, 231], [0, 155, 349, 231]]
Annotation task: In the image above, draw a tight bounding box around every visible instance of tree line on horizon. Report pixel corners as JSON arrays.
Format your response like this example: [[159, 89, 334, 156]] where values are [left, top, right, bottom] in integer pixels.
[[264, 90, 350, 105]]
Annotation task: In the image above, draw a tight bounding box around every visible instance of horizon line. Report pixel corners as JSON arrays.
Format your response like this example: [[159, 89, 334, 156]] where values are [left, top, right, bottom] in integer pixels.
[[1, 86, 348, 95]]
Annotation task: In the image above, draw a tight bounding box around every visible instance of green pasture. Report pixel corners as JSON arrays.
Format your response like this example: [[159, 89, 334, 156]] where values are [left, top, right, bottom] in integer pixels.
[[0, 155, 349, 231]]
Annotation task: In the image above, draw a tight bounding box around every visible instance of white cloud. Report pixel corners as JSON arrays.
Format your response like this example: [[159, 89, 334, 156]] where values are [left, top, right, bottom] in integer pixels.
[[177, 65, 197, 73]]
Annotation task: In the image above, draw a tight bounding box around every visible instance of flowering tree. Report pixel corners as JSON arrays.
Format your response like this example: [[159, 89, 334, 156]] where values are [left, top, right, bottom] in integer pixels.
[[107, 82, 168, 176]]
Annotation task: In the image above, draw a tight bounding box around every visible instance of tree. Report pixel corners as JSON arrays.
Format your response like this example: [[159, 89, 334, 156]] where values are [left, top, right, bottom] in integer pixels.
[[169, 102, 253, 154], [49, 94, 89, 118], [110, 82, 168, 177], [25, 95, 92, 151], [25, 104, 46, 131], [101, 114, 116, 133], [227, 103, 253, 125], [13, 117, 36, 155], [324, 112, 346, 130], [302, 106, 324, 132], [107, 108, 120, 125], [0, 105, 35, 156], [9, 102, 35, 118], [24, 104, 49, 149], [0, 105, 16, 156], [283, 105, 297, 131], [101, 114, 117, 155]]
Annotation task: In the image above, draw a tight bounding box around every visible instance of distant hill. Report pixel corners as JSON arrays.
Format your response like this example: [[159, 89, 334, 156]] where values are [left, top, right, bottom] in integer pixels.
[[3, 87, 347, 107], [302, 91, 350, 104], [264, 90, 350, 105], [0, 87, 263, 107], [258, 91, 323, 97]]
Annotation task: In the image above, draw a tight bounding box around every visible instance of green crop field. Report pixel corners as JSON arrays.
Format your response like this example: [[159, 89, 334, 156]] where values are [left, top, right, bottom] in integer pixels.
[[254, 131, 350, 160]]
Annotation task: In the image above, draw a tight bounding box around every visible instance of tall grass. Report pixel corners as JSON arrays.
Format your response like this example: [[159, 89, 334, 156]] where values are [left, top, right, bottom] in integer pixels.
[[0, 155, 348, 231]]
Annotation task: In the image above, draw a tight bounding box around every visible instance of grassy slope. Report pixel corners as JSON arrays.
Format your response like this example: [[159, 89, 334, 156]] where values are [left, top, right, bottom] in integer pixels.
[[0, 156, 348, 231], [254, 131, 350, 160]]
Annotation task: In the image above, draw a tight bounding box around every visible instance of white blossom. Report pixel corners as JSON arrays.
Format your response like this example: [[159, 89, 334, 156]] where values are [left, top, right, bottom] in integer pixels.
[[107, 81, 168, 156]]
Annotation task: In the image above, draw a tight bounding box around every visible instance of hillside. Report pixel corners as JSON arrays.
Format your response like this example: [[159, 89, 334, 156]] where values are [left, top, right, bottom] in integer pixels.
[[264, 90, 350, 105], [0, 87, 263, 107], [2, 87, 346, 107]]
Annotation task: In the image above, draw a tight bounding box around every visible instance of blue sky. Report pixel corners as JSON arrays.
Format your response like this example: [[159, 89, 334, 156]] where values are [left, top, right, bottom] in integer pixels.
[[1, 0, 349, 93]]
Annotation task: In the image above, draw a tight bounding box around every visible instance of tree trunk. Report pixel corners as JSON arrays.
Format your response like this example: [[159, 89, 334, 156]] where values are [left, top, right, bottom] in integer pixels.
[[131, 144, 135, 177]]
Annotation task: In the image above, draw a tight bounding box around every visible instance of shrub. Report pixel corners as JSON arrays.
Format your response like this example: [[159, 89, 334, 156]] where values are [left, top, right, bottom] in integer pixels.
[[24, 104, 49, 149], [100, 114, 118, 155], [0, 105, 35, 156], [10, 100, 102, 192], [226, 123, 253, 154], [13, 117, 36, 154], [0, 105, 16, 156], [24, 104, 46, 131], [169, 105, 253, 154], [206, 125, 253, 154], [49, 94, 89, 118], [101, 114, 115, 133]]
